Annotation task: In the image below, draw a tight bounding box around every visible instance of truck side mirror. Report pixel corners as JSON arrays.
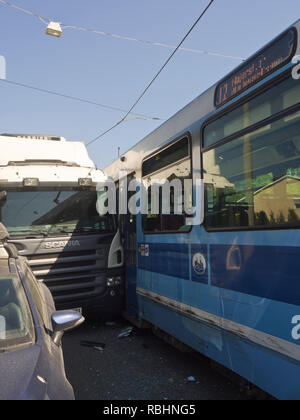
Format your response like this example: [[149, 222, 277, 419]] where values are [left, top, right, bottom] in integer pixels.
[[0, 191, 7, 205], [0, 223, 9, 241]]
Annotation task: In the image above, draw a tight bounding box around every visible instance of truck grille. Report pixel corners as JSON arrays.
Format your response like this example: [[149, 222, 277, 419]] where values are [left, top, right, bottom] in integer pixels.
[[26, 249, 106, 303]]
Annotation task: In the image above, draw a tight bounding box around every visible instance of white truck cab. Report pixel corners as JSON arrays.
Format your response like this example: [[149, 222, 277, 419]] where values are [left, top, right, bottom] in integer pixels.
[[0, 134, 124, 318]]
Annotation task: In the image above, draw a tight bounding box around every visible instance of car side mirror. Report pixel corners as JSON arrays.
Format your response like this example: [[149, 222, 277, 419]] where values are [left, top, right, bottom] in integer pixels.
[[51, 311, 85, 346]]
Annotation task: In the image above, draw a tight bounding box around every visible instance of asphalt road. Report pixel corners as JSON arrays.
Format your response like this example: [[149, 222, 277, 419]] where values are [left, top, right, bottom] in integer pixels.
[[62, 317, 255, 401]]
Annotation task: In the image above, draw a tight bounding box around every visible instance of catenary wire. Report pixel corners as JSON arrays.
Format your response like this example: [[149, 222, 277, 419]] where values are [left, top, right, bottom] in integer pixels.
[[61, 24, 245, 61], [0, 78, 165, 121], [0, 0, 245, 61], [87, 0, 216, 147], [0, 0, 49, 24]]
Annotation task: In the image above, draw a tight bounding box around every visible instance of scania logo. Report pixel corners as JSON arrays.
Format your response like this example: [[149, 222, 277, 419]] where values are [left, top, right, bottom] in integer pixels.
[[43, 240, 81, 249]]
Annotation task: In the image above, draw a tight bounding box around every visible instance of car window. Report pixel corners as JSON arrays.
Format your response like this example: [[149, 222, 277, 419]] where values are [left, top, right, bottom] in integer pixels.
[[0, 274, 35, 351]]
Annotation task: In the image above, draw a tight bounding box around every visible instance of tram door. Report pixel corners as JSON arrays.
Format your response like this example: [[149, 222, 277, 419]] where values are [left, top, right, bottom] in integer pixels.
[[124, 173, 139, 320]]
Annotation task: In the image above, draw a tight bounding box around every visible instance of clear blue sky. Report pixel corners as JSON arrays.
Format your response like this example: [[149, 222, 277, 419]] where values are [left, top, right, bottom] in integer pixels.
[[0, 0, 299, 169]]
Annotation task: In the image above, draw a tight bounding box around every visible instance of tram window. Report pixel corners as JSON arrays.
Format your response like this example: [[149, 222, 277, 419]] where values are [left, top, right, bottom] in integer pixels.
[[142, 138, 189, 177], [204, 108, 300, 230], [142, 137, 192, 233], [204, 77, 300, 149]]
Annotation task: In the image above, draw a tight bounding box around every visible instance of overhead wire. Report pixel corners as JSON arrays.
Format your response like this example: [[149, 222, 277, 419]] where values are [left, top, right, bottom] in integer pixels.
[[87, 0, 216, 147], [0, 78, 165, 121], [0, 0, 245, 61], [0, 0, 223, 146], [0, 0, 49, 24], [61, 24, 245, 62]]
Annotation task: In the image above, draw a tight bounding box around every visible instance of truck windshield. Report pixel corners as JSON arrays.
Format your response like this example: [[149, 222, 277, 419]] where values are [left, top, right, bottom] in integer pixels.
[[0, 189, 116, 237], [0, 272, 35, 352]]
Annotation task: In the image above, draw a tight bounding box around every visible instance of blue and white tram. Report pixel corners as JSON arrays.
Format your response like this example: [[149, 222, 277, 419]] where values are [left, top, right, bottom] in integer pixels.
[[105, 20, 300, 400]]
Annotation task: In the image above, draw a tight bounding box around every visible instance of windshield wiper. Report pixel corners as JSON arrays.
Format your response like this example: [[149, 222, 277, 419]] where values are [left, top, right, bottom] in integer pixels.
[[25, 232, 49, 238], [73, 227, 98, 234], [45, 227, 99, 236], [9, 230, 49, 238], [50, 229, 73, 235]]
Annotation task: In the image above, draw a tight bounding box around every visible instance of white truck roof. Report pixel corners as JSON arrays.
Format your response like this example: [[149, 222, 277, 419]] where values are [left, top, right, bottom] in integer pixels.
[[0, 135, 95, 168], [0, 165, 106, 185]]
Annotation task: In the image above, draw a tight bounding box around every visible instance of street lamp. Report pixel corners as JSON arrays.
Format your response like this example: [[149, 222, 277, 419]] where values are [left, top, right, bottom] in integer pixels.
[[46, 22, 62, 38]]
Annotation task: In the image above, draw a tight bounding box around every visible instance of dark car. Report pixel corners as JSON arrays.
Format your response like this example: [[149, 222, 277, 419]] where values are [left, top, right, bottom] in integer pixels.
[[0, 223, 84, 400]]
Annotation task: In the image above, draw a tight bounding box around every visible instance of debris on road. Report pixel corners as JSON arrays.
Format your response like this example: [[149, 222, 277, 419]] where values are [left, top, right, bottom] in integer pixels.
[[105, 322, 117, 327], [63, 318, 247, 400], [80, 341, 106, 352], [118, 327, 134, 339]]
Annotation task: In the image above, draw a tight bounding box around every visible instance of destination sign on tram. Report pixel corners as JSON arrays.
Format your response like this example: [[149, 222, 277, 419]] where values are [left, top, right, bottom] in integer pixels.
[[215, 29, 297, 107]]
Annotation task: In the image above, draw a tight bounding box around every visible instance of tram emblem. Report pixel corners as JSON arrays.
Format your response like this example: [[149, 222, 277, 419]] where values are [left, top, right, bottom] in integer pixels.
[[140, 244, 149, 257], [192, 253, 207, 276]]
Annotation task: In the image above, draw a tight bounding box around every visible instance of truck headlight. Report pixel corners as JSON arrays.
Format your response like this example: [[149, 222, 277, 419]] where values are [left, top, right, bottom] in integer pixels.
[[23, 178, 39, 187], [107, 276, 122, 287], [78, 178, 93, 186]]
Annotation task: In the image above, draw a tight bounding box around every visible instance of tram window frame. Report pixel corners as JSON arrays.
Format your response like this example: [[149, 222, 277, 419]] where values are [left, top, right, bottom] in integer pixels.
[[204, 74, 300, 149], [141, 134, 193, 235], [201, 73, 300, 232]]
